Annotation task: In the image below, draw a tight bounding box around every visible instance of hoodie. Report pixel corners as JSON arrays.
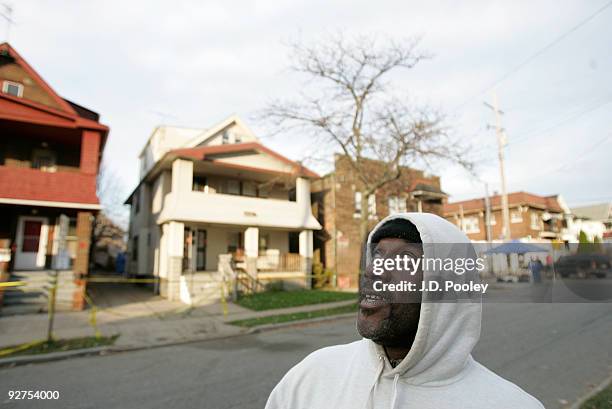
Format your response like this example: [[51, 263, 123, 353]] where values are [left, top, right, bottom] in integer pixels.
[[265, 213, 544, 409]]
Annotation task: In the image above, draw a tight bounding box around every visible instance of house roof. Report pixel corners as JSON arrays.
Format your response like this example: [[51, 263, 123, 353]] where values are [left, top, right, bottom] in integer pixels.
[[571, 203, 612, 221], [172, 142, 319, 179], [138, 125, 206, 158], [443, 191, 563, 215], [124, 142, 319, 204], [409, 180, 447, 196], [0, 43, 109, 145], [183, 114, 257, 148]]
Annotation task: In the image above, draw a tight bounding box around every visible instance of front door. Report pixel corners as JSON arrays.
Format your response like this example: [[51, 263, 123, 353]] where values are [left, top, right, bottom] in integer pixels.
[[14, 216, 49, 270], [196, 230, 207, 270]]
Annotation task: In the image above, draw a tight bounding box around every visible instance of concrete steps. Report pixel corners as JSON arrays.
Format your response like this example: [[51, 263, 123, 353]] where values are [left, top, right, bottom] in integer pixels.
[[180, 272, 227, 305], [1, 270, 77, 316]]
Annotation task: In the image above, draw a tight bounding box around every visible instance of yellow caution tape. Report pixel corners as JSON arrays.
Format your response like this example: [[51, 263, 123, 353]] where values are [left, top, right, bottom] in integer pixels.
[[0, 339, 46, 357], [85, 278, 159, 284], [0, 281, 26, 288], [82, 291, 102, 338]]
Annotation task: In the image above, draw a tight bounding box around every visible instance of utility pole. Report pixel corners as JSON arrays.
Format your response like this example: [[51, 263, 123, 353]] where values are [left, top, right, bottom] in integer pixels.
[[484, 92, 511, 241], [484, 183, 492, 243]]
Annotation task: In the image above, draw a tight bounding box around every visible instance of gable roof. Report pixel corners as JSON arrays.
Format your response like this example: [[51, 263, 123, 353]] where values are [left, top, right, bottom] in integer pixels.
[[571, 203, 612, 221], [172, 142, 319, 179], [184, 115, 257, 148], [0, 42, 76, 114], [0, 43, 108, 141]]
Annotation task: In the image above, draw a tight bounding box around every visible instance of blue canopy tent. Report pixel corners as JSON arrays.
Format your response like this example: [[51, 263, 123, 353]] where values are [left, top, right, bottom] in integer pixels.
[[484, 242, 548, 255], [483, 242, 550, 281]]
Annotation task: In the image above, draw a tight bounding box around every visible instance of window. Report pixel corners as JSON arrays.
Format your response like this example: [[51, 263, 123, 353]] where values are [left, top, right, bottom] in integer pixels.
[[67, 218, 77, 238], [257, 185, 269, 198], [196, 230, 206, 270], [368, 194, 377, 218], [234, 134, 242, 143], [222, 131, 229, 144], [242, 181, 257, 197], [259, 234, 269, 252], [227, 232, 242, 253], [489, 213, 496, 225], [2, 80, 23, 97], [227, 180, 241, 195], [511, 210, 523, 223], [354, 192, 362, 215], [355, 192, 376, 219], [132, 235, 139, 261], [463, 216, 480, 234], [193, 175, 208, 192], [531, 212, 541, 230], [388, 196, 406, 215], [32, 149, 57, 172], [133, 189, 140, 213]]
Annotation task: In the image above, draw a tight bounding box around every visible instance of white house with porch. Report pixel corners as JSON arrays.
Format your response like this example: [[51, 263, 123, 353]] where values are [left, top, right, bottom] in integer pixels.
[[125, 116, 321, 304]]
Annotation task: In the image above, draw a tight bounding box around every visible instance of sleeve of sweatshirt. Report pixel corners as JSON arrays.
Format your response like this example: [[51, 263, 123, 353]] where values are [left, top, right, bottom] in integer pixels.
[[264, 362, 304, 409], [264, 379, 288, 409]]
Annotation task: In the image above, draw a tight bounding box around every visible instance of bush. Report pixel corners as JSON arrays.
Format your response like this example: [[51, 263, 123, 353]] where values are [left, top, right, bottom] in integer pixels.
[[312, 263, 335, 289]]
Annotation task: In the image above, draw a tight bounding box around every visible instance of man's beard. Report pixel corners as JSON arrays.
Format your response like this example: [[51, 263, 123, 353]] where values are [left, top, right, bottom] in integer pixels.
[[357, 302, 421, 347]]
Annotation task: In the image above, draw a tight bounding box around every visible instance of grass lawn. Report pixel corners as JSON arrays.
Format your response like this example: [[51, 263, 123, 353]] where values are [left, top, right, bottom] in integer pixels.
[[582, 383, 612, 409], [229, 303, 358, 327], [236, 289, 357, 311], [0, 335, 118, 359]]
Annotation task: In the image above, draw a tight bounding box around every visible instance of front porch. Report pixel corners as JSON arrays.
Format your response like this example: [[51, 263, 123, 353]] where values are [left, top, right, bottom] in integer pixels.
[[155, 222, 314, 304]]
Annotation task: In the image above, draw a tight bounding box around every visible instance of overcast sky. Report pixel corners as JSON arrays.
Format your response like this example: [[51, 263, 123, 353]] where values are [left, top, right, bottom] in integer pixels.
[[4, 0, 611, 212]]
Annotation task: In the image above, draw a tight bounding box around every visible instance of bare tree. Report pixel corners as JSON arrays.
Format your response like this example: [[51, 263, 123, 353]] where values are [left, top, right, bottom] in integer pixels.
[[263, 33, 472, 241], [96, 160, 129, 231]]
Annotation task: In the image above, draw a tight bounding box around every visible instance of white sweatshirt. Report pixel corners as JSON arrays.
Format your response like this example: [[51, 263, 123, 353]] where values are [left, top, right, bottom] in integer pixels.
[[266, 213, 544, 409]]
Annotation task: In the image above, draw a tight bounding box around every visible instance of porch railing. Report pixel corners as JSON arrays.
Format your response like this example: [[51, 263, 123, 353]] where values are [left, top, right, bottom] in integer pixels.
[[258, 252, 302, 272]]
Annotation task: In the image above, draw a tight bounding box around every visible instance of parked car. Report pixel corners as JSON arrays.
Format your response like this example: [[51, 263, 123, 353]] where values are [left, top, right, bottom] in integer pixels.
[[555, 254, 611, 278]]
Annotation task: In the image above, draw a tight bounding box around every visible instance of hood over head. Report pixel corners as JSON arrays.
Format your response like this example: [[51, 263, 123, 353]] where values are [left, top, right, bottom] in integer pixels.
[[364, 212, 482, 385]]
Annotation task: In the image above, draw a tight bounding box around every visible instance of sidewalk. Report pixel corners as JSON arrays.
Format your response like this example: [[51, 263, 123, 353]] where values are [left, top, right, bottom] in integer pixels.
[[0, 284, 356, 351]]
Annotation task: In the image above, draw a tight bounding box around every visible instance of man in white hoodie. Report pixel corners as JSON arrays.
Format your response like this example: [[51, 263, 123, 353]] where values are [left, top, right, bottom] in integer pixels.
[[265, 213, 544, 409]]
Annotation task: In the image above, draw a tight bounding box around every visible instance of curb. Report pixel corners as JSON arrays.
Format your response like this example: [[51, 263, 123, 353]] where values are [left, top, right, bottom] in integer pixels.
[[569, 373, 612, 409], [246, 312, 356, 333], [0, 346, 109, 368], [0, 311, 357, 368]]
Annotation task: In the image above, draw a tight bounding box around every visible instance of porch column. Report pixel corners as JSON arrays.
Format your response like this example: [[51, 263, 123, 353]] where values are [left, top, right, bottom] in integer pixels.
[[73, 211, 93, 310], [160, 221, 184, 301], [299, 230, 313, 288], [80, 130, 101, 174], [171, 159, 193, 194], [244, 227, 259, 276]]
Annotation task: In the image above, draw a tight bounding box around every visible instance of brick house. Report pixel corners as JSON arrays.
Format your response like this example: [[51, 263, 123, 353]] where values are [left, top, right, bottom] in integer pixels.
[[311, 154, 447, 288], [442, 191, 566, 242], [0, 43, 108, 310]]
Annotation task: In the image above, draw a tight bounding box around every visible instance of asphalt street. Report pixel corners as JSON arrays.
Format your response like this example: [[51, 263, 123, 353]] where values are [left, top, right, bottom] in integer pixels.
[[1, 303, 611, 409]]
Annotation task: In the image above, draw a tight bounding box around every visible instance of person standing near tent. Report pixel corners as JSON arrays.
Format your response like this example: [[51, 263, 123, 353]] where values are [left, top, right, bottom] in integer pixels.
[[528, 256, 543, 283]]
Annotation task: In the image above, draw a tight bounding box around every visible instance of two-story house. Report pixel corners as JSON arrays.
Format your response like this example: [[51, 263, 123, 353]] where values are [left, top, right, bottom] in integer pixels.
[[443, 191, 566, 242], [311, 154, 447, 288], [126, 116, 321, 304], [0, 43, 108, 310]]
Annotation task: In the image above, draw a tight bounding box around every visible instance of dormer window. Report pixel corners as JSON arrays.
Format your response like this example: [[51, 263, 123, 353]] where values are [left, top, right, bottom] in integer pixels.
[[2, 80, 23, 97]]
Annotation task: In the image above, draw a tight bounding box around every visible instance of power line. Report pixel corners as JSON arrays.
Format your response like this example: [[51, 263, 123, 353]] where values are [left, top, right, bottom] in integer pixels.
[[453, 0, 612, 112], [509, 98, 612, 145], [537, 135, 611, 176]]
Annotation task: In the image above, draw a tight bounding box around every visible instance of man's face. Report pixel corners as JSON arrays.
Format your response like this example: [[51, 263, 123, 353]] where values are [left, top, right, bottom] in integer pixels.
[[357, 238, 423, 347]]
